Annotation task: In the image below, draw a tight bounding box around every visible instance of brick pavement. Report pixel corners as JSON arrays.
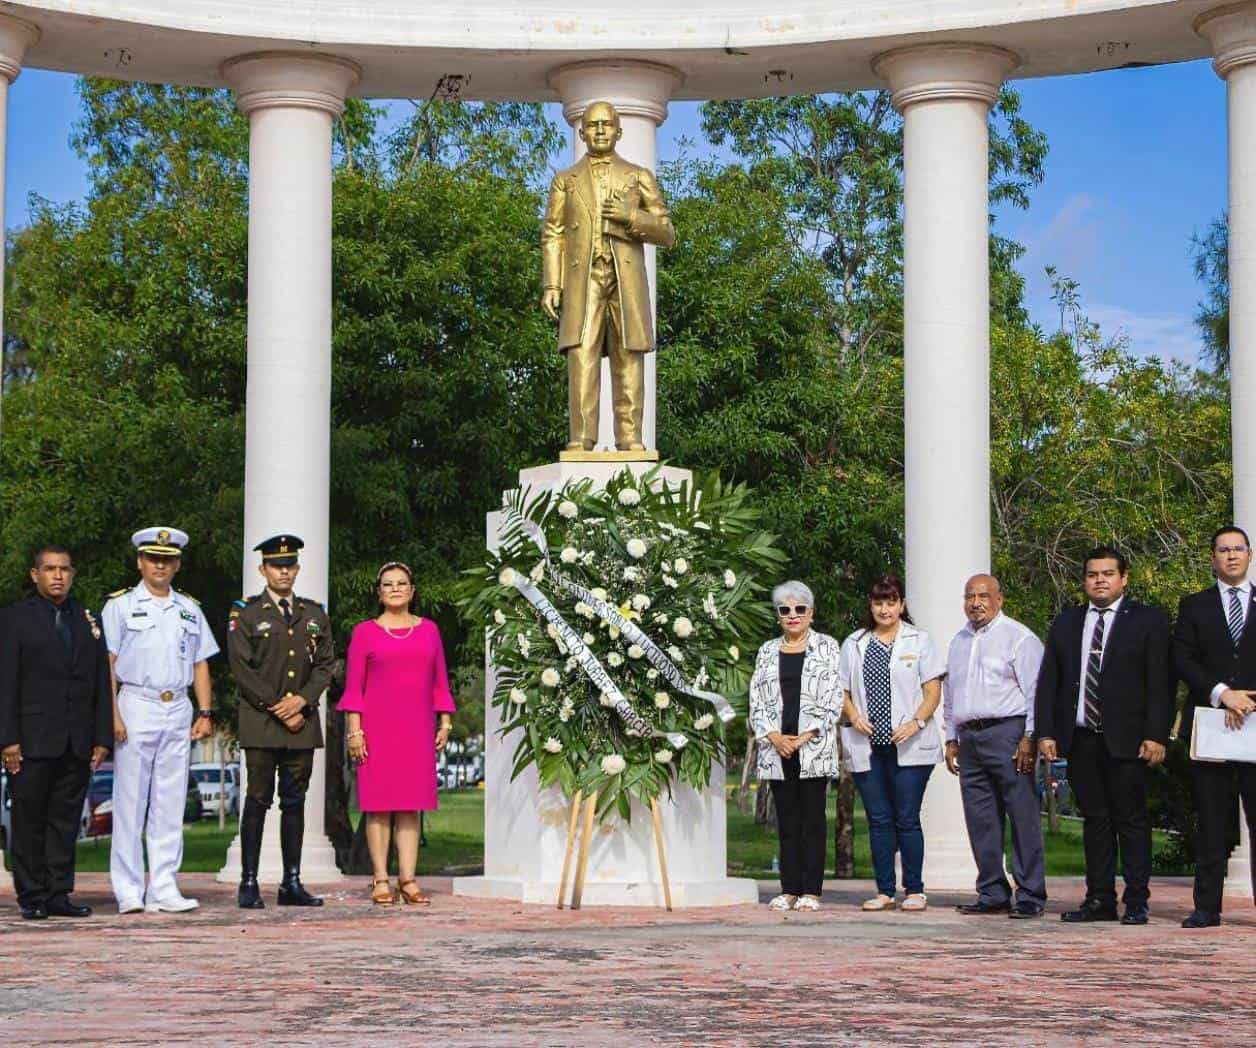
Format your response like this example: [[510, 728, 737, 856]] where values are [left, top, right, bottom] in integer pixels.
[[0, 874, 1252, 1045]]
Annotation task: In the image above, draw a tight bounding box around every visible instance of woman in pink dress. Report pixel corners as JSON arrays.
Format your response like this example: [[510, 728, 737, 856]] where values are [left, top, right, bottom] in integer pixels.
[[339, 562, 455, 905]]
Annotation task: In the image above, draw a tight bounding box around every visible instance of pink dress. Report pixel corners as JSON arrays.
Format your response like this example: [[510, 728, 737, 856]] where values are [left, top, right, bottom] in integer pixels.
[[338, 618, 456, 812]]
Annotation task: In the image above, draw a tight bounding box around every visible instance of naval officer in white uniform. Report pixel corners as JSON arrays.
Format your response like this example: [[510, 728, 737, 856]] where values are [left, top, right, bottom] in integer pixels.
[[102, 527, 218, 913]]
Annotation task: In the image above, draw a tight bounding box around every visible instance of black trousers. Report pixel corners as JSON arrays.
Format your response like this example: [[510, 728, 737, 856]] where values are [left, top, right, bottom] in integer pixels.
[[8, 745, 91, 908], [1191, 758, 1256, 915], [770, 759, 828, 897], [1067, 727, 1151, 907], [244, 748, 314, 812]]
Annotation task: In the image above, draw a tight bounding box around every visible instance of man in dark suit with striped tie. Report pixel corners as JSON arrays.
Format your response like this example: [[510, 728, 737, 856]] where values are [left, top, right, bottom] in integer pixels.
[[1036, 547, 1173, 925], [1172, 525, 1256, 928]]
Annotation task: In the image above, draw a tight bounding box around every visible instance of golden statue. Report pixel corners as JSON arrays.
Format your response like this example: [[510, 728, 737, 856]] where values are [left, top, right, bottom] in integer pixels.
[[541, 101, 676, 453]]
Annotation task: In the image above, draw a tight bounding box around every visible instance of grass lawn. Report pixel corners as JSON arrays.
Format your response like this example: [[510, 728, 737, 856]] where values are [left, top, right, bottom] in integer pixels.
[[66, 786, 1189, 878]]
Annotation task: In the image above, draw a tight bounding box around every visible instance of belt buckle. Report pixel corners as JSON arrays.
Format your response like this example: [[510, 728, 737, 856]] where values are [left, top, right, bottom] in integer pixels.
[[160, 690, 174, 703]]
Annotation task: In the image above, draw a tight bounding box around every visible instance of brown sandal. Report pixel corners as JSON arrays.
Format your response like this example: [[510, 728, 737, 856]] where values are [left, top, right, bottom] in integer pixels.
[[397, 878, 431, 906], [371, 877, 395, 905]]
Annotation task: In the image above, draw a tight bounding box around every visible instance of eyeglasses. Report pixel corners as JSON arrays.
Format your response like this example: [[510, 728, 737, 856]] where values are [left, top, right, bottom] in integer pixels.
[[776, 604, 810, 616], [380, 581, 413, 590], [1217, 545, 1250, 555]]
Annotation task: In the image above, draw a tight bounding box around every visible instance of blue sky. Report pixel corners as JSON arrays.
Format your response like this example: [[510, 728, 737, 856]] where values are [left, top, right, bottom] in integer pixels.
[[7, 59, 1226, 363]]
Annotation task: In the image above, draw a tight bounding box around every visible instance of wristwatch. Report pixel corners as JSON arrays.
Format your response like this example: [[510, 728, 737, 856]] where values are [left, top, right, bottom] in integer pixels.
[[196, 709, 215, 721], [914, 718, 927, 730]]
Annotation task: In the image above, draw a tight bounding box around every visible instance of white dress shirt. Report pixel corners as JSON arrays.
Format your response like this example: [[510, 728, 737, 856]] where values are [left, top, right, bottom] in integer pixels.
[[1210, 577, 1252, 706], [1076, 594, 1124, 727], [943, 612, 1044, 742], [103, 582, 219, 692]]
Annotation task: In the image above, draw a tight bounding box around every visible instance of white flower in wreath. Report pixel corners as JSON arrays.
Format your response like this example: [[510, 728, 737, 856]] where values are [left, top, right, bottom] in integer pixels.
[[558, 500, 578, 520], [617, 487, 641, 506], [673, 617, 694, 639], [582, 551, 595, 565], [673, 557, 689, 575], [661, 560, 672, 573], [667, 645, 684, 662], [601, 754, 627, 775], [653, 612, 669, 625], [543, 737, 564, 753], [530, 562, 545, 583], [560, 546, 579, 564], [565, 656, 578, 673], [702, 593, 720, 620], [693, 713, 714, 731], [653, 748, 673, 764], [627, 644, 644, 660], [516, 634, 531, 657], [558, 706, 572, 723], [646, 668, 659, 681], [662, 575, 678, 589], [626, 538, 648, 559], [599, 692, 615, 707], [728, 645, 740, 661], [622, 566, 640, 582], [695, 667, 710, 688], [509, 687, 528, 705], [631, 593, 651, 612], [546, 622, 560, 640], [540, 667, 561, 688], [607, 626, 621, 641], [575, 601, 595, 620], [607, 652, 624, 668], [591, 586, 608, 602], [723, 569, 737, 589], [493, 609, 506, 625], [583, 632, 596, 645], [654, 692, 670, 709], [498, 567, 516, 587]]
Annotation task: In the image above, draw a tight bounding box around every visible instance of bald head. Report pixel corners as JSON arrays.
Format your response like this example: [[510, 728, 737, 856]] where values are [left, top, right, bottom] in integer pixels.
[[963, 574, 1004, 628]]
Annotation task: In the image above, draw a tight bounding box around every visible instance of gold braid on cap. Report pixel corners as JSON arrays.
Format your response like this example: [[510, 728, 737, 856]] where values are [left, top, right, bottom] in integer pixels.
[[375, 561, 414, 586]]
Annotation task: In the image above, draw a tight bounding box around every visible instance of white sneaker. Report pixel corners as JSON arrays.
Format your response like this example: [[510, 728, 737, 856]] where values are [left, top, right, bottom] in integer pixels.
[[145, 894, 199, 913], [793, 895, 822, 911], [117, 898, 145, 915], [767, 893, 797, 911]]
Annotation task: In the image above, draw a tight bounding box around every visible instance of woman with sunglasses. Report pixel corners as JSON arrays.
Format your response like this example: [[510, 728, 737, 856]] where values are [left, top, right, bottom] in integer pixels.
[[338, 562, 456, 905], [749, 581, 842, 912], [838, 574, 945, 912]]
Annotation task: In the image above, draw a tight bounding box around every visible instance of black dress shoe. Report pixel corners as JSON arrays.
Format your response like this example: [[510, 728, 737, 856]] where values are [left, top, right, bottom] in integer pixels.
[[1008, 901, 1045, 919], [277, 871, 324, 907], [1061, 899, 1118, 923], [955, 899, 1011, 915], [238, 877, 265, 910], [19, 903, 48, 920], [1121, 904, 1150, 925], [45, 896, 92, 918], [1181, 909, 1221, 929]]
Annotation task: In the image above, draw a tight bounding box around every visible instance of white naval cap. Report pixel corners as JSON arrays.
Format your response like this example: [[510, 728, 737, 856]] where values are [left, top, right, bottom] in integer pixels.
[[131, 526, 189, 557]]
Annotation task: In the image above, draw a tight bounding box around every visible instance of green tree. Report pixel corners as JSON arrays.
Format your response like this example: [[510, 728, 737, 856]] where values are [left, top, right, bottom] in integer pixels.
[[1192, 215, 1229, 373]]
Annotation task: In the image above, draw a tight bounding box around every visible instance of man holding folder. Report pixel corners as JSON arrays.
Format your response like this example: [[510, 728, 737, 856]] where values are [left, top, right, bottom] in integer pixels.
[[1172, 524, 1256, 928]]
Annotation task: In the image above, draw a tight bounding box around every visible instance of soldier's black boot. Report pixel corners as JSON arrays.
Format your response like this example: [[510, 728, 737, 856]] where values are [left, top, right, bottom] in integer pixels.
[[238, 800, 266, 909], [277, 808, 323, 907]]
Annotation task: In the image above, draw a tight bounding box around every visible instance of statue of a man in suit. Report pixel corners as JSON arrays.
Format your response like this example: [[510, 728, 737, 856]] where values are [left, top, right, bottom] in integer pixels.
[[541, 101, 676, 452]]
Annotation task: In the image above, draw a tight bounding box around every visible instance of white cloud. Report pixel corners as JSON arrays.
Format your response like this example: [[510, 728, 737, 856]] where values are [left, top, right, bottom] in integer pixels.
[[1084, 304, 1202, 363]]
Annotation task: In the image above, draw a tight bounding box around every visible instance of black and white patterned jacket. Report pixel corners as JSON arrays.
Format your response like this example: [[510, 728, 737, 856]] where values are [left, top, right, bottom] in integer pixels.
[[748, 631, 843, 780]]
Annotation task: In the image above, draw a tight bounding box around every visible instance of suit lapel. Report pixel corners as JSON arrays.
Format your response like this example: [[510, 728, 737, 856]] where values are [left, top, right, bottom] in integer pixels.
[[1237, 589, 1256, 659], [1098, 599, 1133, 672], [1069, 605, 1087, 676], [573, 158, 596, 220], [32, 596, 72, 665]]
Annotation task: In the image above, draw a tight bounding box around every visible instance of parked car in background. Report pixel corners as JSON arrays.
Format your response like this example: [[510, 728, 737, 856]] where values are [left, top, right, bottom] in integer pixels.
[[438, 754, 484, 790], [190, 762, 240, 817], [79, 763, 204, 839]]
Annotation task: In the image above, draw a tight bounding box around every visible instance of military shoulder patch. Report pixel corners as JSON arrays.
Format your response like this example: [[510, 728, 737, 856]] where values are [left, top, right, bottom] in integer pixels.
[[232, 598, 248, 609], [107, 587, 129, 599]]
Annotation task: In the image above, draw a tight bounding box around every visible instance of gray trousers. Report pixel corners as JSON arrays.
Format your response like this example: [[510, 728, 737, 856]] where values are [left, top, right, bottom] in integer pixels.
[[958, 715, 1047, 906]]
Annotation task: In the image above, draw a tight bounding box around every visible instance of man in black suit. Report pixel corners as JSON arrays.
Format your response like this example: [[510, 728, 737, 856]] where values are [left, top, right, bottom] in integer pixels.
[[1172, 524, 1256, 928], [0, 546, 111, 919], [1036, 547, 1173, 925]]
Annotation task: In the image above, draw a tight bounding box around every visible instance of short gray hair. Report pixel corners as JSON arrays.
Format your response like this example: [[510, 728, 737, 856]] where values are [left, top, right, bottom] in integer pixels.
[[771, 580, 815, 608]]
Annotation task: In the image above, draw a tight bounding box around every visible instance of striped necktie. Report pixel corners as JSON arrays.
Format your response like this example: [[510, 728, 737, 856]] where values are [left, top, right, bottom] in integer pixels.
[[1228, 587, 1245, 647], [1084, 608, 1110, 731]]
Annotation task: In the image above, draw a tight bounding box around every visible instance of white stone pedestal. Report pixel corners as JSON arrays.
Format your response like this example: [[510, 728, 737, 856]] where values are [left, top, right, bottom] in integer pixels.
[[452, 460, 758, 907]]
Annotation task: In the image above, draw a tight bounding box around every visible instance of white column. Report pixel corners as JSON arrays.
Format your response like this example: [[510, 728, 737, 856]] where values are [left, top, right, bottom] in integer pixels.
[[216, 52, 360, 885], [1197, 4, 1256, 902], [873, 44, 1017, 890], [547, 61, 683, 452], [0, 15, 38, 445]]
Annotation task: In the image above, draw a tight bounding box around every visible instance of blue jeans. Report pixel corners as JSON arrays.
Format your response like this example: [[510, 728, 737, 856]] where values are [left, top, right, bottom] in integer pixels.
[[853, 744, 934, 896]]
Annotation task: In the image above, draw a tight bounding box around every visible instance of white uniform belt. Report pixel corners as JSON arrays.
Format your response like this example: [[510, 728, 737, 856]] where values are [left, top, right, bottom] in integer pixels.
[[119, 683, 188, 703]]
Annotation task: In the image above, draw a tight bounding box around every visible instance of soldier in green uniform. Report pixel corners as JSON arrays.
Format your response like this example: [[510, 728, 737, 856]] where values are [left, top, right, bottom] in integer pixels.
[[226, 535, 334, 908]]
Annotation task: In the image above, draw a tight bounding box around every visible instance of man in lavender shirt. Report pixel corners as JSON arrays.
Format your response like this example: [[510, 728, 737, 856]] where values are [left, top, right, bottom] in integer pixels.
[[944, 575, 1047, 918]]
